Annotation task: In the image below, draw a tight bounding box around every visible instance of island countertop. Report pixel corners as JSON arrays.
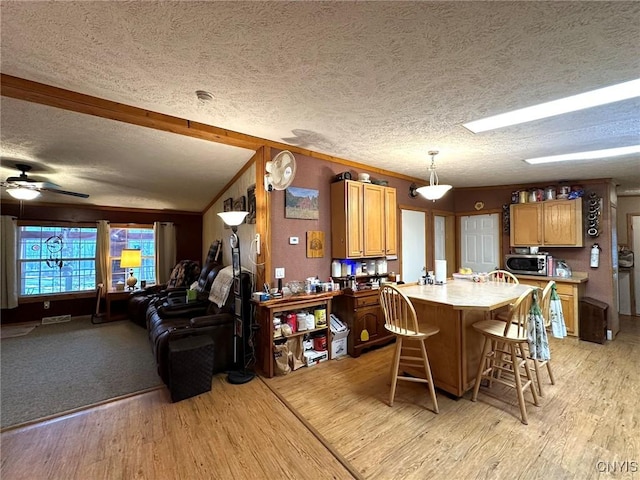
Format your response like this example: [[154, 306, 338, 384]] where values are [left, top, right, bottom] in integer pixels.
[[398, 281, 533, 311]]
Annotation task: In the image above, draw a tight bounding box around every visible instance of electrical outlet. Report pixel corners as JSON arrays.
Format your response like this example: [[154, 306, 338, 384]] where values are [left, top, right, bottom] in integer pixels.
[[275, 268, 285, 279], [44, 301, 50, 309]]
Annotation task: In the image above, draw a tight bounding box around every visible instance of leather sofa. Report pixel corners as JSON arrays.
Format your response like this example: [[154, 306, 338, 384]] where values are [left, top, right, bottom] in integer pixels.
[[146, 266, 252, 386], [128, 241, 221, 327]]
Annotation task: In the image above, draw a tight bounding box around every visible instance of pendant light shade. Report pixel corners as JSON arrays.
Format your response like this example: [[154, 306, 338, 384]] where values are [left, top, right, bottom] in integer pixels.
[[415, 150, 452, 201]]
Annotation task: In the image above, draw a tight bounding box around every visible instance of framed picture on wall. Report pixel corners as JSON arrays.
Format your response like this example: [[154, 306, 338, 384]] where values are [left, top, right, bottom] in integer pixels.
[[246, 184, 256, 224], [285, 187, 319, 219]]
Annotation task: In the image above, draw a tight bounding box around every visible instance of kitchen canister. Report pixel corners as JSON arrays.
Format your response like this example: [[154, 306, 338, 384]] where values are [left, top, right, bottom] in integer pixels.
[[306, 313, 315, 330], [313, 334, 327, 351], [314, 307, 327, 328], [544, 186, 556, 200], [296, 313, 307, 331], [518, 191, 528, 203]]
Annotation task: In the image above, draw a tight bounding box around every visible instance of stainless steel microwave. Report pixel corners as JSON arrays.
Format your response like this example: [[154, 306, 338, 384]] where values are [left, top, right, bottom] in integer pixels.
[[504, 254, 548, 276]]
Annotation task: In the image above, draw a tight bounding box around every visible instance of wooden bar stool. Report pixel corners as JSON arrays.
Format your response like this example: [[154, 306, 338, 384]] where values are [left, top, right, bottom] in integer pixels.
[[379, 284, 439, 413], [471, 287, 540, 424]]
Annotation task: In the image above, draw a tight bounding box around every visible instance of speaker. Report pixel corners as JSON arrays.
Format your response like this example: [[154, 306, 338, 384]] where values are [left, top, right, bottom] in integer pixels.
[[168, 336, 215, 402]]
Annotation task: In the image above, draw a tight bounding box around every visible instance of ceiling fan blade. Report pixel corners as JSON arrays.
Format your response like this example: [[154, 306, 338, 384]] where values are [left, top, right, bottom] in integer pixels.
[[39, 186, 90, 198]]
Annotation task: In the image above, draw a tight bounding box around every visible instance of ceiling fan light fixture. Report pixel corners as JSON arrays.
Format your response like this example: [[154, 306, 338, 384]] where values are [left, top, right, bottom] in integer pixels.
[[7, 187, 40, 200], [416, 151, 452, 201]]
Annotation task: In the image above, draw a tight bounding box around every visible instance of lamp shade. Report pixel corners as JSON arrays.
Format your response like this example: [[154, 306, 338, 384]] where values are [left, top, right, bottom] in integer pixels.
[[218, 211, 249, 226], [120, 249, 142, 268], [416, 184, 453, 201], [7, 187, 40, 200]]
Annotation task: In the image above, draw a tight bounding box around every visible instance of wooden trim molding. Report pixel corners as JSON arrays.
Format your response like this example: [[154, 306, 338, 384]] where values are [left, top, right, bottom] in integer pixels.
[[1, 74, 426, 186]]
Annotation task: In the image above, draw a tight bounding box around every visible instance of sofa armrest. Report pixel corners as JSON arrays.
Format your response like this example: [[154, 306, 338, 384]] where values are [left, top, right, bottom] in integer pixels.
[[190, 313, 233, 328], [156, 301, 210, 319]]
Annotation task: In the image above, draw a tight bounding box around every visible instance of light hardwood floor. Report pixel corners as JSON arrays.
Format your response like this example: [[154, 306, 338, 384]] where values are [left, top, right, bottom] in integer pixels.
[[2, 316, 639, 479]]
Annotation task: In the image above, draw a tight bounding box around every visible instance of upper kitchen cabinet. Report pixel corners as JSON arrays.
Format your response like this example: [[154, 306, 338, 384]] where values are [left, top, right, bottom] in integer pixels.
[[331, 180, 398, 258], [510, 198, 583, 247]]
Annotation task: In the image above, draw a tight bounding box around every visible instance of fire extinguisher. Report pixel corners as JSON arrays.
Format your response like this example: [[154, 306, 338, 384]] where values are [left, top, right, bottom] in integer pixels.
[[590, 243, 600, 268]]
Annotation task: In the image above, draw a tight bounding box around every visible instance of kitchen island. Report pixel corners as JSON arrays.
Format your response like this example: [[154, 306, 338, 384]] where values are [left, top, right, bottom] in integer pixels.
[[398, 281, 532, 397]]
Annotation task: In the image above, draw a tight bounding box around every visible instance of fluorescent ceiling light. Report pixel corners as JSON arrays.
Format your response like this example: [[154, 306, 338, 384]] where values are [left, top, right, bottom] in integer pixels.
[[464, 78, 640, 133], [524, 145, 640, 165]]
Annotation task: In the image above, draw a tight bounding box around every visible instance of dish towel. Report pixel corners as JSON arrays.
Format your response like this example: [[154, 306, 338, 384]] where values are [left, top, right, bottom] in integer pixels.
[[527, 291, 550, 361], [549, 284, 567, 338], [208, 266, 235, 308]]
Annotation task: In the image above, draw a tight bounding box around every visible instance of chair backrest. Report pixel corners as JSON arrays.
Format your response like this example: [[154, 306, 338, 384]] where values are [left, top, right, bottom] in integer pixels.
[[166, 260, 202, 289], [487, 269, 519, 284], [503, 287, 536, 338], [540, 280, 555, 328], [379, 284, 420, 334]]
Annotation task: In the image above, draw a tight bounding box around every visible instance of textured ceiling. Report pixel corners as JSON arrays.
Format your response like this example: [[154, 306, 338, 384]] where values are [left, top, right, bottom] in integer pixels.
[[1, 1, 639, 211]]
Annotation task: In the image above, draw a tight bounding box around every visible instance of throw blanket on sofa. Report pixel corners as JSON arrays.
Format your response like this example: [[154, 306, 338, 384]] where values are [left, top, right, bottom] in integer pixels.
[[208, 266, 235, 308]]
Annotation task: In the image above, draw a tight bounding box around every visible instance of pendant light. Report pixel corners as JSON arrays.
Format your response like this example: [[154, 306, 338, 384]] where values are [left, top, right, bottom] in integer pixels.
[[415, 150, 452, 201]]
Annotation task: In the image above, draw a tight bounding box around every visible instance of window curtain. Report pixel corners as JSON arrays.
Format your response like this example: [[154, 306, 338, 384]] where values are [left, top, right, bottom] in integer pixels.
[[154, 222, 176, 284], [95, 220, 111, 295], [0, 216, 18, 309]]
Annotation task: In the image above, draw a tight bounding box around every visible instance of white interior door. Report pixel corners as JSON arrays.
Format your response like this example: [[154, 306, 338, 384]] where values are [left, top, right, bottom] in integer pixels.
[[401, 209, 426, 283], [460, 213, 500, 274]]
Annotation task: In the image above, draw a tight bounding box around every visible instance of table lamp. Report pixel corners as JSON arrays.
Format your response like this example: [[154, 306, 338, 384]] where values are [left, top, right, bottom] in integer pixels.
[[120, 248, 142, 290]]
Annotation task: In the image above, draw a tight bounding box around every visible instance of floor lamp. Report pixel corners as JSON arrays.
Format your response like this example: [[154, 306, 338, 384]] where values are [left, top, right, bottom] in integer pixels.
[[217, 211, 254, 385]]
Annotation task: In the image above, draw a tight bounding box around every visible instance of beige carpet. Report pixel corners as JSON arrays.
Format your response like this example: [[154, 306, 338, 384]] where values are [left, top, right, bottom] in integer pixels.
[[1, 316, 163, 429]]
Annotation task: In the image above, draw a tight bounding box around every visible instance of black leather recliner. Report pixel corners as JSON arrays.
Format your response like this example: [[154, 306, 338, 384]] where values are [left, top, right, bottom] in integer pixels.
[[146, 269, 252, 386], [128, 240, 221, 327]]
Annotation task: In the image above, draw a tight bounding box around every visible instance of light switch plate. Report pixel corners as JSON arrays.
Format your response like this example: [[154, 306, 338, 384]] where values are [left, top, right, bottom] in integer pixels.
[[275, 268, 285, 279], [289, 237, 299, 245]]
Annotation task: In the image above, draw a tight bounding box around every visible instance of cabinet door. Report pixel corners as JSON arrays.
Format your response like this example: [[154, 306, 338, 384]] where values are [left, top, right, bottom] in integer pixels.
[[346, 181, 365, 257], [363, 184, 385, 257], [353, 305, 384, 345], [384, 187, 398, 255], [331, 181, 364, 258], [559, 293, 575, 335], [543, 199, 583, 247], [510, 203, 542, 246]]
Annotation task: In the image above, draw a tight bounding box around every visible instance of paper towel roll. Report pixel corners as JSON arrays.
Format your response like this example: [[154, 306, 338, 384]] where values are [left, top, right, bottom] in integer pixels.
[[435, 260, 447, 284]]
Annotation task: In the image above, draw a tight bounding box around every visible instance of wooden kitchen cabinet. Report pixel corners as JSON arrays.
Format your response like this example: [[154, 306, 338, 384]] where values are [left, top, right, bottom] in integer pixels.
[[332, 288, 395, 357], [516, 275, 586, 336], [510, 199, 583, 247], [331, 180, 398, 258]]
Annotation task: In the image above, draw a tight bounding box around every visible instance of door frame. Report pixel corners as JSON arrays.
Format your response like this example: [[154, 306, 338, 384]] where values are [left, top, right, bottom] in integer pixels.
[[626, 212, 640, 316], [432, 209, 456, 277], [398, 204, 429, 282]]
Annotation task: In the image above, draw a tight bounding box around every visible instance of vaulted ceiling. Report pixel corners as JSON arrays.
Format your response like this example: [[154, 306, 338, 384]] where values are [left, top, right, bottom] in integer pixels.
[[1, 1, 639, 211]]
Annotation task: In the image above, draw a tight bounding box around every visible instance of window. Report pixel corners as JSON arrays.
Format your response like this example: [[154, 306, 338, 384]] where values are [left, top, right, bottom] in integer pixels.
[[18, 226, 97, 296], [109, 227, 155, 288]]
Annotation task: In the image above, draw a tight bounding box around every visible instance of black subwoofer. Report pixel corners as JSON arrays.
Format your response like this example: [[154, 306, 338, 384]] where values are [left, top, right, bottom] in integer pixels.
[[168, 336, 215, 402]]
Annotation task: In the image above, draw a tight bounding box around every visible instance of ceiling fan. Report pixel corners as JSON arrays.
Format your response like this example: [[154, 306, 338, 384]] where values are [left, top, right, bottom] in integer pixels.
[[1, 164, 89, 200]]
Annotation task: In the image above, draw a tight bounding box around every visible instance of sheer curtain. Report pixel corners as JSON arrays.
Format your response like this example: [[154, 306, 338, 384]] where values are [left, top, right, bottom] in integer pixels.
[[95, 220, 111, 294], [0, 216, 18, 309], [154, 222, 176, 284]]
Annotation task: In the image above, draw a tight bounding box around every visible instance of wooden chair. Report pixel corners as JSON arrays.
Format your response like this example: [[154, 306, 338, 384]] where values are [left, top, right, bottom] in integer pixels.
[[471, 287, 540, 424], [486, 269, 519, 284], [379, 284, 439, 413], [529, 280, 556, 396], [488, 270, 519, 321]]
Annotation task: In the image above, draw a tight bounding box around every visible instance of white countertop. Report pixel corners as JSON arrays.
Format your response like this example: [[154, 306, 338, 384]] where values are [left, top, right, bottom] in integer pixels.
[[398, 281, 533, 311]]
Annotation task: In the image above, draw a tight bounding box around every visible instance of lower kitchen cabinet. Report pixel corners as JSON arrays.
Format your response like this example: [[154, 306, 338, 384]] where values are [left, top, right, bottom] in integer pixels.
[[516, 274, 587, 337], [332, 288, 395, 357]]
